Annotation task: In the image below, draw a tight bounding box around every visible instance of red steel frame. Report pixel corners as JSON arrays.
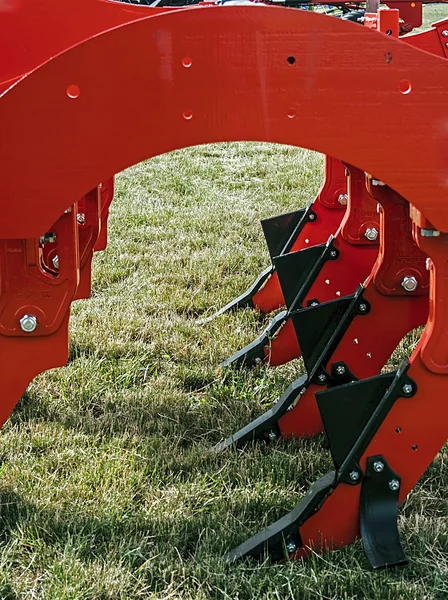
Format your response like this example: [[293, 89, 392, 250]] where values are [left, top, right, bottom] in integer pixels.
[[1, 0, 448, 565]]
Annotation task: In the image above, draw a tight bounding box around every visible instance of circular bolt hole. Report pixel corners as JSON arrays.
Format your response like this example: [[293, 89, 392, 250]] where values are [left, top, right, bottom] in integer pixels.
[[399, 79, 412, 95], [395, 427, 402, 433], [66, 84, 80, 99], [183, 110, 193, 120], [412, 444, 418, 451], [182, 56, 192, 68], [287, 56, 296, 65]]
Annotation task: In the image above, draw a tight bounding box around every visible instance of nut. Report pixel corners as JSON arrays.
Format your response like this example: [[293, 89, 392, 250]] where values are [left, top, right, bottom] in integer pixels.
[[338, 194, 348, 206], [401, 276, 418, 293], [19, 314, 38, 333], [365, 227, 378, 242]]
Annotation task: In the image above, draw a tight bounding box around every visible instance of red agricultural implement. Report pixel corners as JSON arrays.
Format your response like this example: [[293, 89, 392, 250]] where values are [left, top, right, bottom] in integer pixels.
[[1, 0, 447, 571]]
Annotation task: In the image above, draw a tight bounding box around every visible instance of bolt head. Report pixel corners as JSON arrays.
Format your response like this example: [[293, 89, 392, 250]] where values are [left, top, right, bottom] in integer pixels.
[[371, 179, 385, 186], [317, 373, 327, 383], [286, 542, 297, 554], [401, 276, 418, 293], [358, 303, 368, 313], [19, 314, 38, 333], [442, 29, 448, 37], [426, 258, 432, 271], [308, 213, 316, 221], [77, 213, 86, 225], [402, 383, 413, 395], [349, 470, 360, 481], [329, 249, 338, 259], [268, 430, 277, 442], [364, 227, 379, 242], [52, 255, 59, 270], [338, 194, 348, 206], [389, 479, 400, 491], [373, 461, 384, 473], [336, 365, 346, 376], [310, 301, 319, 307]]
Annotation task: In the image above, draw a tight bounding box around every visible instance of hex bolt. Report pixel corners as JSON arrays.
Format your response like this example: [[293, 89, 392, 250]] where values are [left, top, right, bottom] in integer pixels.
[[402, 383, 413, 395], [371, 179, 385, 186], [389, 479, 400, 491], [286, 541, 297, 554], [421, 229, 440, 237], [308, 213, 316, 221], [317, 373, 327, 384], [373, 461, 384, 473], [364, 227, 378, 242], [329, 249, 338, 259], [376, 203, 381, 214], [52, 255, 59, 270], [401, 276, 418, 293], [358, 303, 368, 313], [426, 258, 432, 271], [338, 194, 348, 206], [336, 365, 346, 376], [442, 29, 448, 37], [349, 470, 360, 482], [77, 213, 86, 225], [268, 430, 277, 441], [310, 301, 319, 307], [19, 314, 38, 333]]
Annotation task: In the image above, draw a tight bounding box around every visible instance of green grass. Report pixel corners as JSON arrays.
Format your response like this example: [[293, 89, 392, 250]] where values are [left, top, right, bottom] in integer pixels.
[[1, 6, 448, 598]]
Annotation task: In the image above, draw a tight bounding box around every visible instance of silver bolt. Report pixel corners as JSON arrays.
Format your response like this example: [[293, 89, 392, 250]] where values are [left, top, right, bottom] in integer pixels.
[[365, 227, 379, 242], [376, 203, 381, 214], [268, 430, 277, 441], [426, 258, 432, 271], [336, 365, 346, 376], [308, 214, 316, 221], [77, 213, 86, 225], [338, 194, 348, 206], [358, 303, 368, 313], [19, 314, 38, 333], [401, 276, 418, 293], [52, 255, 59, 270], [286, 541, 297, 554], [310, 301, 319, 307], [371, 179, 385, 186], [442, 30, 448, 37], [317, 373, 327, 383], [349, 471, 360, 482], [329, 249, 338, 259], [373, 461, 384, 473], [389, 479, 400, 491], [402, 383, 413, 395], [421, 229, 440, 237]]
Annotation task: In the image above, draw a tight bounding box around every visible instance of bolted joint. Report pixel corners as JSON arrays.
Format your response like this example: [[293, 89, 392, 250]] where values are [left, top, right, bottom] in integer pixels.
[[338, 194, 348, 206], [401, 276, 418, 293], [77, 213, 86, 225], [364, 227, 378, 242], [389, 479, 400, 491], [373, 461, 384, 473], [268, 430, 277, 442], [349, 470, 360, 482], [19, 314, 38, 333], [402, 382, 414, 396], [286, 541, 297, 554], [52, 255, 60, 270], [336, 365, 346, 376]]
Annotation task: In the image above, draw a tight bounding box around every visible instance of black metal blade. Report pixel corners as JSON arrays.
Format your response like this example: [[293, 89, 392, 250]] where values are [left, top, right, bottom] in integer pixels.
[[360, 455, 408, 569], [214, 375, 307, 451]]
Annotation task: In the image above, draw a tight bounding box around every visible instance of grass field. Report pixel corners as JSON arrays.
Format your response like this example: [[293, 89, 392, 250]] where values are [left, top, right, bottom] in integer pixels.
[[2, 5, 448, 599]]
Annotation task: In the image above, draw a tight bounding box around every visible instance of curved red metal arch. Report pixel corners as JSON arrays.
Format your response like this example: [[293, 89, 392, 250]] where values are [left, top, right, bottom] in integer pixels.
[[1, 6, 448, 239]]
